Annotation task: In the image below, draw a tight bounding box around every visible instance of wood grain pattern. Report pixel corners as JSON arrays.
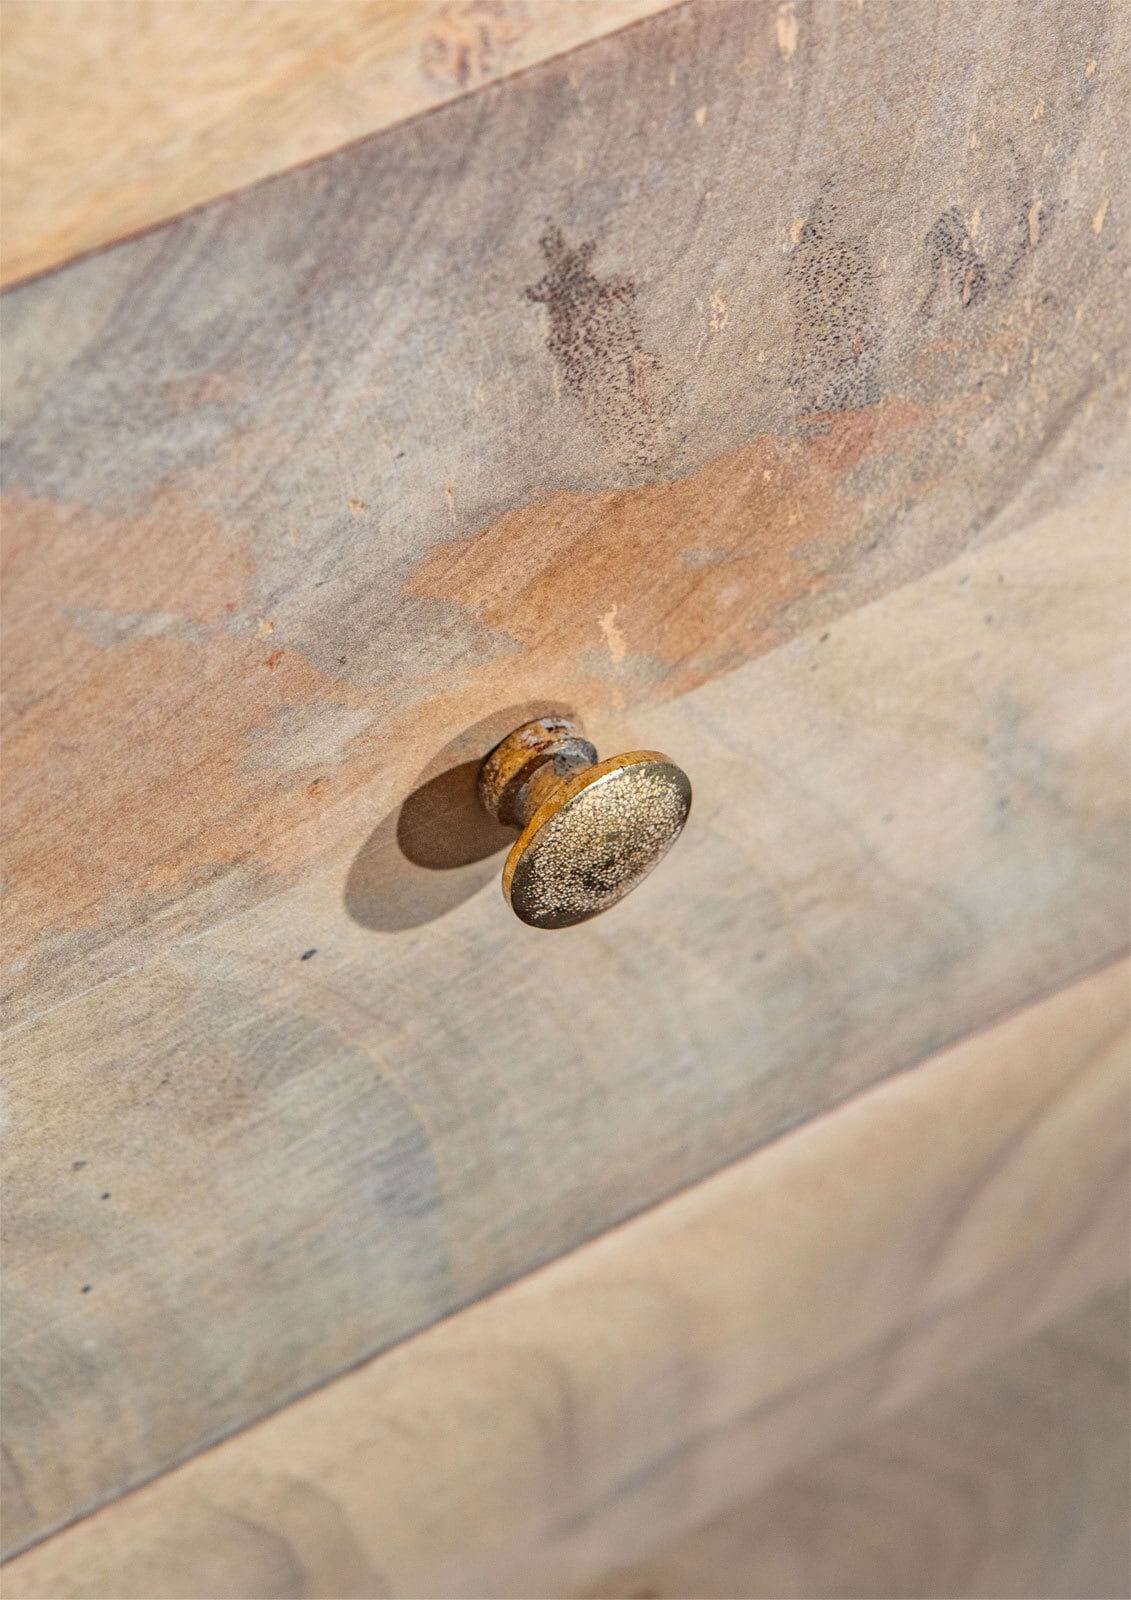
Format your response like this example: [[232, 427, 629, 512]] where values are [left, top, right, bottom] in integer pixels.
[[590, 1288, 1131, 1600], [4, 960, 1128, 1596], [3, 490, 1128, 1557], [2, 0, 1128, 1566], [0, 0, 683, 285], [3, 0, 1126, 1028]]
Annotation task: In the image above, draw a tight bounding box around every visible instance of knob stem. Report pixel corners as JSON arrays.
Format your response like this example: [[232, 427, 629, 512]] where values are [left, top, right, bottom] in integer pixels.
[[478, 717, 598, 829]]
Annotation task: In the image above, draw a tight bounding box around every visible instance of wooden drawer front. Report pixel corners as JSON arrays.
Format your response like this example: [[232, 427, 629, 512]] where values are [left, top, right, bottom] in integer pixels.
[[2, 0, 1127, 1564]]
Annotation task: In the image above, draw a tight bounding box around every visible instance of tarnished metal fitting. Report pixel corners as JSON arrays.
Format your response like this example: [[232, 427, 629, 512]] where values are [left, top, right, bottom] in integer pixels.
[[477, 716, 691, 929]]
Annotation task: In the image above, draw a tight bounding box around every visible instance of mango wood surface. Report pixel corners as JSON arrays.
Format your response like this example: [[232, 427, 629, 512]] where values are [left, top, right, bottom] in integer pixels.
[[591, 1288, 1131, 1600], [2, 0, 1129, 1566], [3, 0, 1127, 1029], [3, 489, 1128, 1557], [0, 0, 682, 286], [5, 960, 1128, 1596]]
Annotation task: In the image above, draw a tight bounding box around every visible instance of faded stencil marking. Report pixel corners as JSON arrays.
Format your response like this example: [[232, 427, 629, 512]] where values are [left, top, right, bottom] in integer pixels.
[[923, 139, 1064, 318], [419, 1, 523, 90], [923, 209, 990, 310], [785, 195, 881, 413], [526, 225, 664, 464]]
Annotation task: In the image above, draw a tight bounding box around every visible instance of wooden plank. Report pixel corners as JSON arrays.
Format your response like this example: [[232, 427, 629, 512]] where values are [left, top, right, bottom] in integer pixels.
[[3, 0, 1127, 1029], [4, 961, 1128, 1596], [590, 1288, 1131, 1600], [0, 0, 683, 285], [2, 489, 1128, 1557]]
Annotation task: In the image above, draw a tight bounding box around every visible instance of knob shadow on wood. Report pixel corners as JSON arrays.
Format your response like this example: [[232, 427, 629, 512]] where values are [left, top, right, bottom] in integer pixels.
[[396, 761, 511, 871], [343, 704, 570, 933]]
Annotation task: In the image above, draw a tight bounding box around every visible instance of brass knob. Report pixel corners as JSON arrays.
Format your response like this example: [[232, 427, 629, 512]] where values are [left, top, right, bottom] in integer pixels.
[[478, 717, 692, 929]]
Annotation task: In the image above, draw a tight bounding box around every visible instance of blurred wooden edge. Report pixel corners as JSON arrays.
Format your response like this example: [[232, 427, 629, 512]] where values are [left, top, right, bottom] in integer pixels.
[[4, 955, 1128, 1598], [0, 0, 685, 287], [590, 1289, 1131, 1600]]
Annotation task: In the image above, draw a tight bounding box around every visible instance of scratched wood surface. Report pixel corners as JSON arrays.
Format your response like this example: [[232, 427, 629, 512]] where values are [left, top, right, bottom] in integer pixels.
[[0, 0, 682, 286], [5, 960, 1127, 1596], [590, 1288, 1131, 1600], [1, 0, 1129, 1569]]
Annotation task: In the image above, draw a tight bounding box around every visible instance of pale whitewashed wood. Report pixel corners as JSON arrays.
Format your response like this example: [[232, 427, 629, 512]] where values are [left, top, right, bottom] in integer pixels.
[[2, 492, 1127, 1557], [590, 1289, 1131, 1600], [4, 961, 1127, 1597], [0, 0, 683, 285]]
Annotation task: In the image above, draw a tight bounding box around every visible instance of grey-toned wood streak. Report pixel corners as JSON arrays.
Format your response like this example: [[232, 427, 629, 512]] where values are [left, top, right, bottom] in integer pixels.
[[3, 493, 1128, 1558], [591, 1289, 1131, 1600], [4, 961, 1128, 1597], [2, 0, 1126, 1027], [1, 0, 1128, 1564]]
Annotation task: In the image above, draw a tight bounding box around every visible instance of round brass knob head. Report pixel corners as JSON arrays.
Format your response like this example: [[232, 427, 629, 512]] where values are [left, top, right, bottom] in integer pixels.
[[479, 720, 691, 929]]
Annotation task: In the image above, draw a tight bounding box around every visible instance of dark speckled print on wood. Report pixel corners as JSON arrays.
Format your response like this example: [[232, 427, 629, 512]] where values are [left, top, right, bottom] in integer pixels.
[[526, 225, 668, 465], [785, 192, 882, 413]]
